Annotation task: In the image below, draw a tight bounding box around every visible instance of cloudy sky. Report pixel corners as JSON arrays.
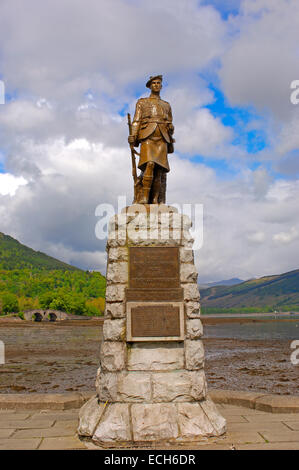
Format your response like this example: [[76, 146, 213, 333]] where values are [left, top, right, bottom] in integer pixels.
[[0, 0, 299, 283]]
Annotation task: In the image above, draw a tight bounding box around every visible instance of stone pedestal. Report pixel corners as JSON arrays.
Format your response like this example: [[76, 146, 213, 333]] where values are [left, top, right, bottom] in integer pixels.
[[78, 205, 226, 446]]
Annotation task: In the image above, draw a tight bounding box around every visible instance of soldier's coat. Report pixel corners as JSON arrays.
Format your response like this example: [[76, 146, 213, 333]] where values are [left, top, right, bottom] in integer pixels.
[[131, 96, 174, 172]]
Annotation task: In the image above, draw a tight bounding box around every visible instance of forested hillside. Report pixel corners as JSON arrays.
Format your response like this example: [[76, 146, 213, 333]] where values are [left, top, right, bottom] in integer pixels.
[[201, 269, 299, 313], [0, 233, 106, 316]]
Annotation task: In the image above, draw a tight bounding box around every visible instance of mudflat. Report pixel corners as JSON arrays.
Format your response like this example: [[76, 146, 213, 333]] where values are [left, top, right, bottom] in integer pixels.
[[0, 318, 298, 395]]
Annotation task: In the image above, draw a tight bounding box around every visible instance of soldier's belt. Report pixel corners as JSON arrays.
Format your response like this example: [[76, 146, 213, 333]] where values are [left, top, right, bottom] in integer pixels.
[[141, 120, 171, 124]]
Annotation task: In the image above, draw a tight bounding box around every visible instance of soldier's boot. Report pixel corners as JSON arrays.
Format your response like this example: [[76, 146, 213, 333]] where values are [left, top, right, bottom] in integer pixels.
[[140, 175, 153, 204], [152, 170, 162, 204], [158, 171, 167, 204], [140, 162, 154, 204]]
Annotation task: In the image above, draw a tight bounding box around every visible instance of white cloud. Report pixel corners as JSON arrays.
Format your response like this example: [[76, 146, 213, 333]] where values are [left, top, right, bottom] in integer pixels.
[[0, 0, 226, 99], [221, 0, 299, 117], [0, 173, 27, 196], [273, 227, 298, 245], [175, 108, 233, 156], [247, 231, 266, 244]]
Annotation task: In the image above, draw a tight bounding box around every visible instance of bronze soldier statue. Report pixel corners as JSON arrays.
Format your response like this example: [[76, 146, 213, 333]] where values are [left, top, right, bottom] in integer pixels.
[[128, 75, 175, 204]]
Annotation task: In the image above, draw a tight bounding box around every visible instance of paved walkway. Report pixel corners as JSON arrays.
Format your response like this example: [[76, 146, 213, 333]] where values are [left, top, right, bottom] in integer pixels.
[[0, 404, 299, 450]]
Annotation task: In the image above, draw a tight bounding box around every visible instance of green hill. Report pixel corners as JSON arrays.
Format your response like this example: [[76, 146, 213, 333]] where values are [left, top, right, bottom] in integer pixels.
[[200, 269, 299, 313], [0, 232, 80, 271], [0, 232, 106, 316]]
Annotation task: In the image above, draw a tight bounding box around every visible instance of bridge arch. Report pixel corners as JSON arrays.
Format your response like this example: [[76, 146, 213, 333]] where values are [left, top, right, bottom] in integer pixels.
[[33, 312, 43, 322]]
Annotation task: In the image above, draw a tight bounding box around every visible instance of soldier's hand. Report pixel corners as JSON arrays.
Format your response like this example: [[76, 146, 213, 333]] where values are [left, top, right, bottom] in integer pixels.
[[128, 136, 135, 144]]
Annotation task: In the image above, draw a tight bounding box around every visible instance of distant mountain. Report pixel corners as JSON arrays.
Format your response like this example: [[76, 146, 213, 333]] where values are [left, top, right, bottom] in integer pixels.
[[199, 278, 244, 289], [200, 269, 299, 310], [0, 232, 80, 271]]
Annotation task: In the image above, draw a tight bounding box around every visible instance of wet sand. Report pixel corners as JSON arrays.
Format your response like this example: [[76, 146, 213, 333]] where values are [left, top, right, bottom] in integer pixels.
[[0, 319, 298, 395]]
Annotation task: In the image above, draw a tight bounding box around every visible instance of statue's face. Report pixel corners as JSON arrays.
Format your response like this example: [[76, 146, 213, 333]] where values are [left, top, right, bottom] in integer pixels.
[[150, 79, 162, 93]]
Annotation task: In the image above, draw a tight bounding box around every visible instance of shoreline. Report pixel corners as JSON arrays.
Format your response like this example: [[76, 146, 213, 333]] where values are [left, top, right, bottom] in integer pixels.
[[1, 315, 298, 327]]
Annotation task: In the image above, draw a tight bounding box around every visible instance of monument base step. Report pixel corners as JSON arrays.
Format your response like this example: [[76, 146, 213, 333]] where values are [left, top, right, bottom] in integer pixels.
[[78, 396, 226, 446]]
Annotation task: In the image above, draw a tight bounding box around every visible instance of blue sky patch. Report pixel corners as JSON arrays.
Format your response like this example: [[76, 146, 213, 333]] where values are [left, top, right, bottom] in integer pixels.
[[205, 85, 267, 154]]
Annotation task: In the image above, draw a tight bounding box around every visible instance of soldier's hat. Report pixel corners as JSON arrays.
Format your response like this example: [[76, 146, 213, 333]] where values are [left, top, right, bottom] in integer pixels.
[[146, 75, 163, 88]]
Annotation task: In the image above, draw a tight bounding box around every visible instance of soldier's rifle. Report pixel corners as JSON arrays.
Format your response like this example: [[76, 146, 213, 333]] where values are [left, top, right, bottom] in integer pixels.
[[127, 113, 140, 185]]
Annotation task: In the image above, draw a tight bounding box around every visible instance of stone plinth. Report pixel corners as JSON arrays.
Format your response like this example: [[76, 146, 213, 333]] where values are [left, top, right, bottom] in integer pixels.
[[78, 205, 226, 446]]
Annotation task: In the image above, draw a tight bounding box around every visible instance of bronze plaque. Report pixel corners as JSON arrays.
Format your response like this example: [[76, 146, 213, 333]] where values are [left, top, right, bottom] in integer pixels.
[[131, 304, 181, 338], [126, 287, 183, 302], [129, 247, 179, 289]]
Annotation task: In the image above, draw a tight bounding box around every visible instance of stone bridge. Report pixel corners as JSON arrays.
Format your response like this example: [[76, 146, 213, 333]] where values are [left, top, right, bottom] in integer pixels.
[[23, 309, 70, 322]]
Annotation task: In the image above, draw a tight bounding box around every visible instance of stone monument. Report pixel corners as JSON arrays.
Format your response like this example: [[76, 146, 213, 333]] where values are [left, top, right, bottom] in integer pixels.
[[78, 76, 226, 447]]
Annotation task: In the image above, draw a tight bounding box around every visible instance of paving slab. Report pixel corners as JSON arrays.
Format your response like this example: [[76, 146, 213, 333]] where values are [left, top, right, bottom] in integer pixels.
[[225, 415, 250, 424], [259, 430, 299, 443], [0, 438, 42, 450], [244, 413, 299, 422], [219, 431, 266, 445], [236, 442, 299, 450], [209, 390, 262, 409], [283, 421, 299, 431], [36, 411, 79, 421], [12, 427, 77, 439], [0, 393, 84, 410], [53, 419, 79, 428], [0, 429, 15, 438], [0, 412, 32, 420], [0, 418, 55, 429], [227, 422, 288, 433], [39, 436, 87, 450], [254, 395, 299, 413]]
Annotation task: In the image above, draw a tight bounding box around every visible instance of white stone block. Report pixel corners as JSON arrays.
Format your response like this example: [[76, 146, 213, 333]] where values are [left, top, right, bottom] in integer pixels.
[[152, 371, 191, 402], [78, 396, 105, 437], [183, 283, 200, 301], [189, 370, 207, 400], [105, 284, 126, 302], [181, 235, 194, 249], [103, 319, 126, 341], [131, 403, 179, 441], [185, 301, 201, 318], [127, 343, 184, 371], [106, 262, 128, 284], [108, 247, 128, 262], [107, 236, 127, 248], [177, 403, 215, 438], [105, 302, 125, 319], [117, 372, 151, 402], [100, 341, 126, 371], [93, 403, 131, 443], [179, 248, 194, 263], [185, 340, 205, 370], [186, 318, 203, 339], [180, 264, 198, 283], [200, 397, 226, 435], [96, 371, 118, 402]]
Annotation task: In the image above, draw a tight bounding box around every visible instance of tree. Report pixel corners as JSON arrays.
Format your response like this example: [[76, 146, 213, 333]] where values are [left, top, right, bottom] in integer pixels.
[[1, 292, 19, 314]]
